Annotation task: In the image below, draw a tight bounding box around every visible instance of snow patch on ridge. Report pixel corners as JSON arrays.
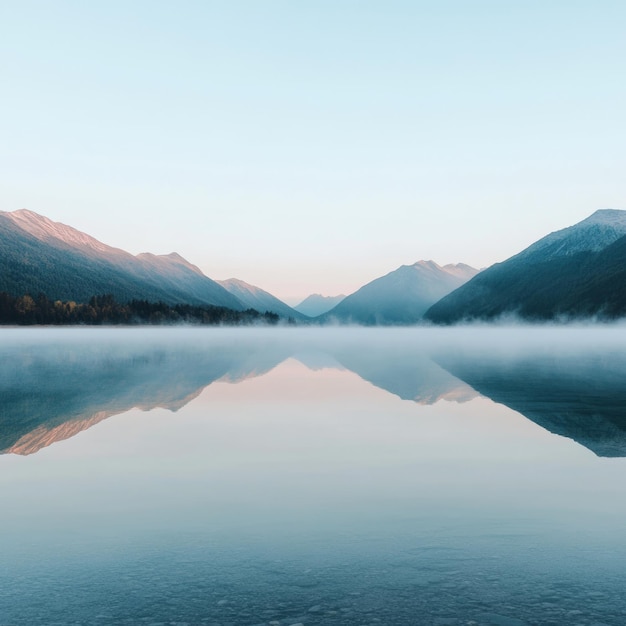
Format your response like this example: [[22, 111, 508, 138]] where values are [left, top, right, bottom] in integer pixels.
[[517, 208, 626, 261], [582, 208, 626, 226]]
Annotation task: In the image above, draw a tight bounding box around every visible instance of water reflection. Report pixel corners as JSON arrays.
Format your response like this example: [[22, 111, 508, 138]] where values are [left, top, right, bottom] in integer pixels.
[[0, 330, 290, 455], [1, 327, 626, 457], [2, 328, 626, 626], [435, 348, 626, 458]]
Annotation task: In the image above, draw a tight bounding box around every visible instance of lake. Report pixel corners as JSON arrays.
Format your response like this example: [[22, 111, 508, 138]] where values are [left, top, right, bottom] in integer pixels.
[[1, 327, 625, 626]]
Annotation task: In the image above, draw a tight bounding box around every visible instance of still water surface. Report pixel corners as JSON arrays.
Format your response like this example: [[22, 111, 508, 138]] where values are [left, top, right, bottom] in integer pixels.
[[1, 327, 625, 626]]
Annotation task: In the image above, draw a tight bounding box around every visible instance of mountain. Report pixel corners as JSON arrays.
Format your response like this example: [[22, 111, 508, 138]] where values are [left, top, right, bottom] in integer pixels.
[[513, 208, 626, 261], [425, 209, 626, 323], [321, 261, 479, 325], [294, 293, 346, 317], [217, 278, 308, 320], [0, 209, 244, 309]]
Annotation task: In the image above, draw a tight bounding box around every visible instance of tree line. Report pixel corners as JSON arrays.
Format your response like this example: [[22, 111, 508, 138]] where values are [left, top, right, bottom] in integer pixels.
[[0, 292, 281, 326]]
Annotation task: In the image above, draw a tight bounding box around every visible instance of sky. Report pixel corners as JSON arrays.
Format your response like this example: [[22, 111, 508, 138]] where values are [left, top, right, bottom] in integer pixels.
[[2, 1, 625, 303]]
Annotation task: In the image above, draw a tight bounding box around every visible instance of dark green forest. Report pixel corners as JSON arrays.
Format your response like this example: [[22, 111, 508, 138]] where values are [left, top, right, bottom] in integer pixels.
[[0, 293, 280, 326]]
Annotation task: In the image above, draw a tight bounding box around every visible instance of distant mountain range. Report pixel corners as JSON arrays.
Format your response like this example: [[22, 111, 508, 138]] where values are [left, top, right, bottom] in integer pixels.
[[425, 209, 626, 323], [2, 207, 626, 324], [294, 293, 346, 317], [217, 278, 308, 321], [0, 208, 479, 324], [320, 261, 479, 325]]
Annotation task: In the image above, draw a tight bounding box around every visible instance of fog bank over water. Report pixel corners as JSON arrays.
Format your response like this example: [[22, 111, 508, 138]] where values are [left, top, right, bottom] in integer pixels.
[[1, 327, 626, 457]]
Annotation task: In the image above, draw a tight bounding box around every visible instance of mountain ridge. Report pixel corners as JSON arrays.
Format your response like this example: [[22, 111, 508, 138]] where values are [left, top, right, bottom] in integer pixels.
[[217, 277, 308, 320], [4, 207, 625, 325], [322, 260, 479, 325], [425, 209, 626, 323], [294, 293, 346, 317], [0, 209, 245, 310], [512, 209, 626, 263]]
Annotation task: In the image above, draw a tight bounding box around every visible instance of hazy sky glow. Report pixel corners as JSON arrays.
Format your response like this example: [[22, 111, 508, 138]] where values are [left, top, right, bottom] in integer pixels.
[[2, 1, 625, 301]]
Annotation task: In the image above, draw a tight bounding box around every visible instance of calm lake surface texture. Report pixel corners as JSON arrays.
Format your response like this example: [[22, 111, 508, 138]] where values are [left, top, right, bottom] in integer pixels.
[[1, 327, 625, 626]]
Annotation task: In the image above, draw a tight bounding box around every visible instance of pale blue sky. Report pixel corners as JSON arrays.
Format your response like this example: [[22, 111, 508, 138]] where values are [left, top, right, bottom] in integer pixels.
[[2, 1, 625, 301]]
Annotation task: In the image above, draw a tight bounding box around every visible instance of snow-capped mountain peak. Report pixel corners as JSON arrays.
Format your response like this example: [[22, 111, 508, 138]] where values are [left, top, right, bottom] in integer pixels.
[[518, 208, 626, 262], [581, 208, 626, 227]]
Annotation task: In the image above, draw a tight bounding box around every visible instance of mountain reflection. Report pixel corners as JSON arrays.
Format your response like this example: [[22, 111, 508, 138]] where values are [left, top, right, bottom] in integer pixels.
[[434, 346, 626, 458], [0, 333, 291, 455], [1, 328, 626, 457]]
